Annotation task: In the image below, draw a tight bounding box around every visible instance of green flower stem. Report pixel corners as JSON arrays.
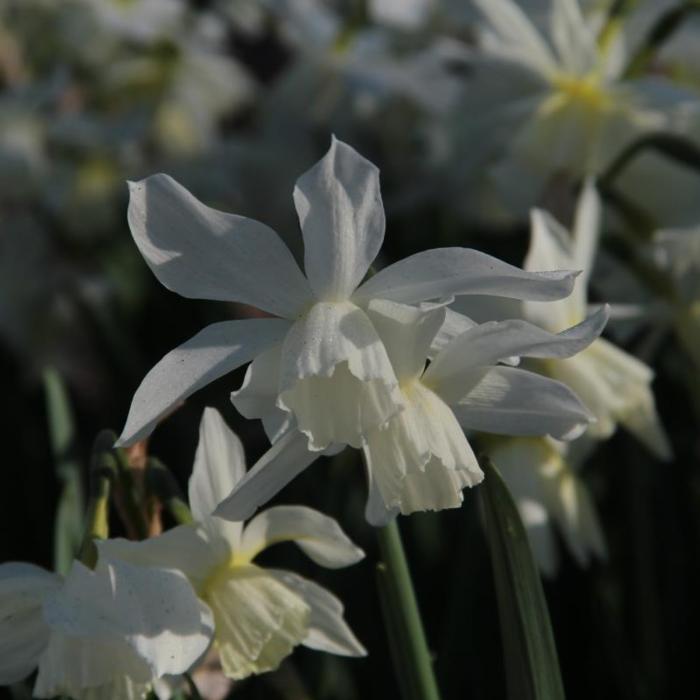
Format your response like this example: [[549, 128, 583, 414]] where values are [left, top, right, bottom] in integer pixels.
[[78, 431, 118, 568], [376, 519, 442, 700], [146, 458, 193, 525]]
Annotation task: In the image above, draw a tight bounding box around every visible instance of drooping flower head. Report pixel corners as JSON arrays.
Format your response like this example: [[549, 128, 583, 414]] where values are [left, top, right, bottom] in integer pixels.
[[117, 136, 579, 454], [104, 408, 365, 679], [523, 181, 670, 458], [220, 298, 609, 525]]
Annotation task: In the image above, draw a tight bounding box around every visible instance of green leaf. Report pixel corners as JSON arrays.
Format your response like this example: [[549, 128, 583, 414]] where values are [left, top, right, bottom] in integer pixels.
[[43, 367, 85, 575], [601, 132, 700, 187], [479, 457, 565, 700]]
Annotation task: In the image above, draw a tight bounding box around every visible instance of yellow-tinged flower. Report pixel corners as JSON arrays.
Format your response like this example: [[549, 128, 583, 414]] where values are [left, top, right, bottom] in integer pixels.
[[488, 436, 606, 577], [469, 0, 692, 185], [102, 408, 366, 679], [523, 181, 671, 459]]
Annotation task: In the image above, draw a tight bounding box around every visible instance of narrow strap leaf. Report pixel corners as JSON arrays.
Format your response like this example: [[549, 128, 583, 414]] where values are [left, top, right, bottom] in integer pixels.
[[43, 367, 85, 575], [479, 457, 566, 700]]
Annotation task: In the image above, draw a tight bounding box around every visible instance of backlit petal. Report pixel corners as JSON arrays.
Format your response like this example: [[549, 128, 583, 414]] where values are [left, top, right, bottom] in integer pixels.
[[269, 570, 366, 657], [214, 429, 320, 522], [128, 174, 312, 317], [353, 247, 578, 306], [116, 318, 290, 447], [423, 307, 608, 395], [450, 366, 592, 440], [190, 408, 247, 524], [240, 506, 364, 568], [294, 137, 385, 300]]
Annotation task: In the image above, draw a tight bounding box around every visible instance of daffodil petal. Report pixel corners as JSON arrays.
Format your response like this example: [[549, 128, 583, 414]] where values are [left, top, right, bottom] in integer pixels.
[[116, 318, 290, 447], [214, 429, 320, 522], [269, 570, 366, 657], [44, 559, 213, 678], [450, 366, 592, 440], [127, 174, 313, 317], [240, 506, 364, 568], [549, 0, 598, 75], [471, 0, 558, 77], [278, 301, 402, 450], [429, 308, 477, 358], [189, 408, 247, 524], [97, 525, 224, 593], [524, 208, 585, 331], [294, 136, 385, 300], [231, 344, 292, 444], [549, 338, 672, 459], [365, 299, 446, 382], [353, 247, 578, 306], [572, 179, 601, 292], [0, 563, 61, 684], [423, 307, 608, 393]]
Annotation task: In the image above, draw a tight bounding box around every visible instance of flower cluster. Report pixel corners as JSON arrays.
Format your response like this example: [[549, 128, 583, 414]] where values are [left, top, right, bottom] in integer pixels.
[[4, 0, 700, 695]]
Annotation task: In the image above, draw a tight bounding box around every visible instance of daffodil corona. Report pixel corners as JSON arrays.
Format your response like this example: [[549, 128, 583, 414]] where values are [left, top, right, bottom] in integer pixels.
[[220, 298, 609, 525], [103, 408, 365, 679]]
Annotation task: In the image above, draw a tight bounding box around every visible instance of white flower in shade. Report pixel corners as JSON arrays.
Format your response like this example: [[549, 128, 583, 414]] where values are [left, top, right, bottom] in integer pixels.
[[220, 299, 608, 525], [523, 181, 671, 458], [117, 135, 578, 453], [0, 558, 213, 699], [103, 408, 366, 680], [465, 0, 694, 200], [487, 436, 606, 577]]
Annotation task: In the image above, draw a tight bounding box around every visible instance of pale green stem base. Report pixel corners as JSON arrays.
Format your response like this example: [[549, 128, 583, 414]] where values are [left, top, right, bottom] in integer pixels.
[[376, 519, 442, 700]]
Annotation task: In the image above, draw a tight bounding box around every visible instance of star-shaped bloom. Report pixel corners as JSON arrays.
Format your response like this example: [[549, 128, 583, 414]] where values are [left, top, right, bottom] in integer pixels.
[[523, 181, 671, 458], [117, 136, 578, 452], [220, 298, 608, 525], [487, 435, 606, 578], [103, 408, 365, 680], [463, 0, 694, 204], [0, 557, 213, 699]]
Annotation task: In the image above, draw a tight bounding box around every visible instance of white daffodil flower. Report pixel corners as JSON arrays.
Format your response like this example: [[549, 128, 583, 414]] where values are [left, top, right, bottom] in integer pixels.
[[117, 136, 578, 453], [103, 408, 366, 680], [466, 0, 694, 200], [220, 299, 608, 525], [523, 181, 671, 459], [0, 557, 213, 699], [488, 436, 606, 577]]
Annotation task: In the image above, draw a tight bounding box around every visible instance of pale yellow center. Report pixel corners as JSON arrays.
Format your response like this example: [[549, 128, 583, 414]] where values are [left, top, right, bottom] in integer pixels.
[[549, 72, 614, 113]]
